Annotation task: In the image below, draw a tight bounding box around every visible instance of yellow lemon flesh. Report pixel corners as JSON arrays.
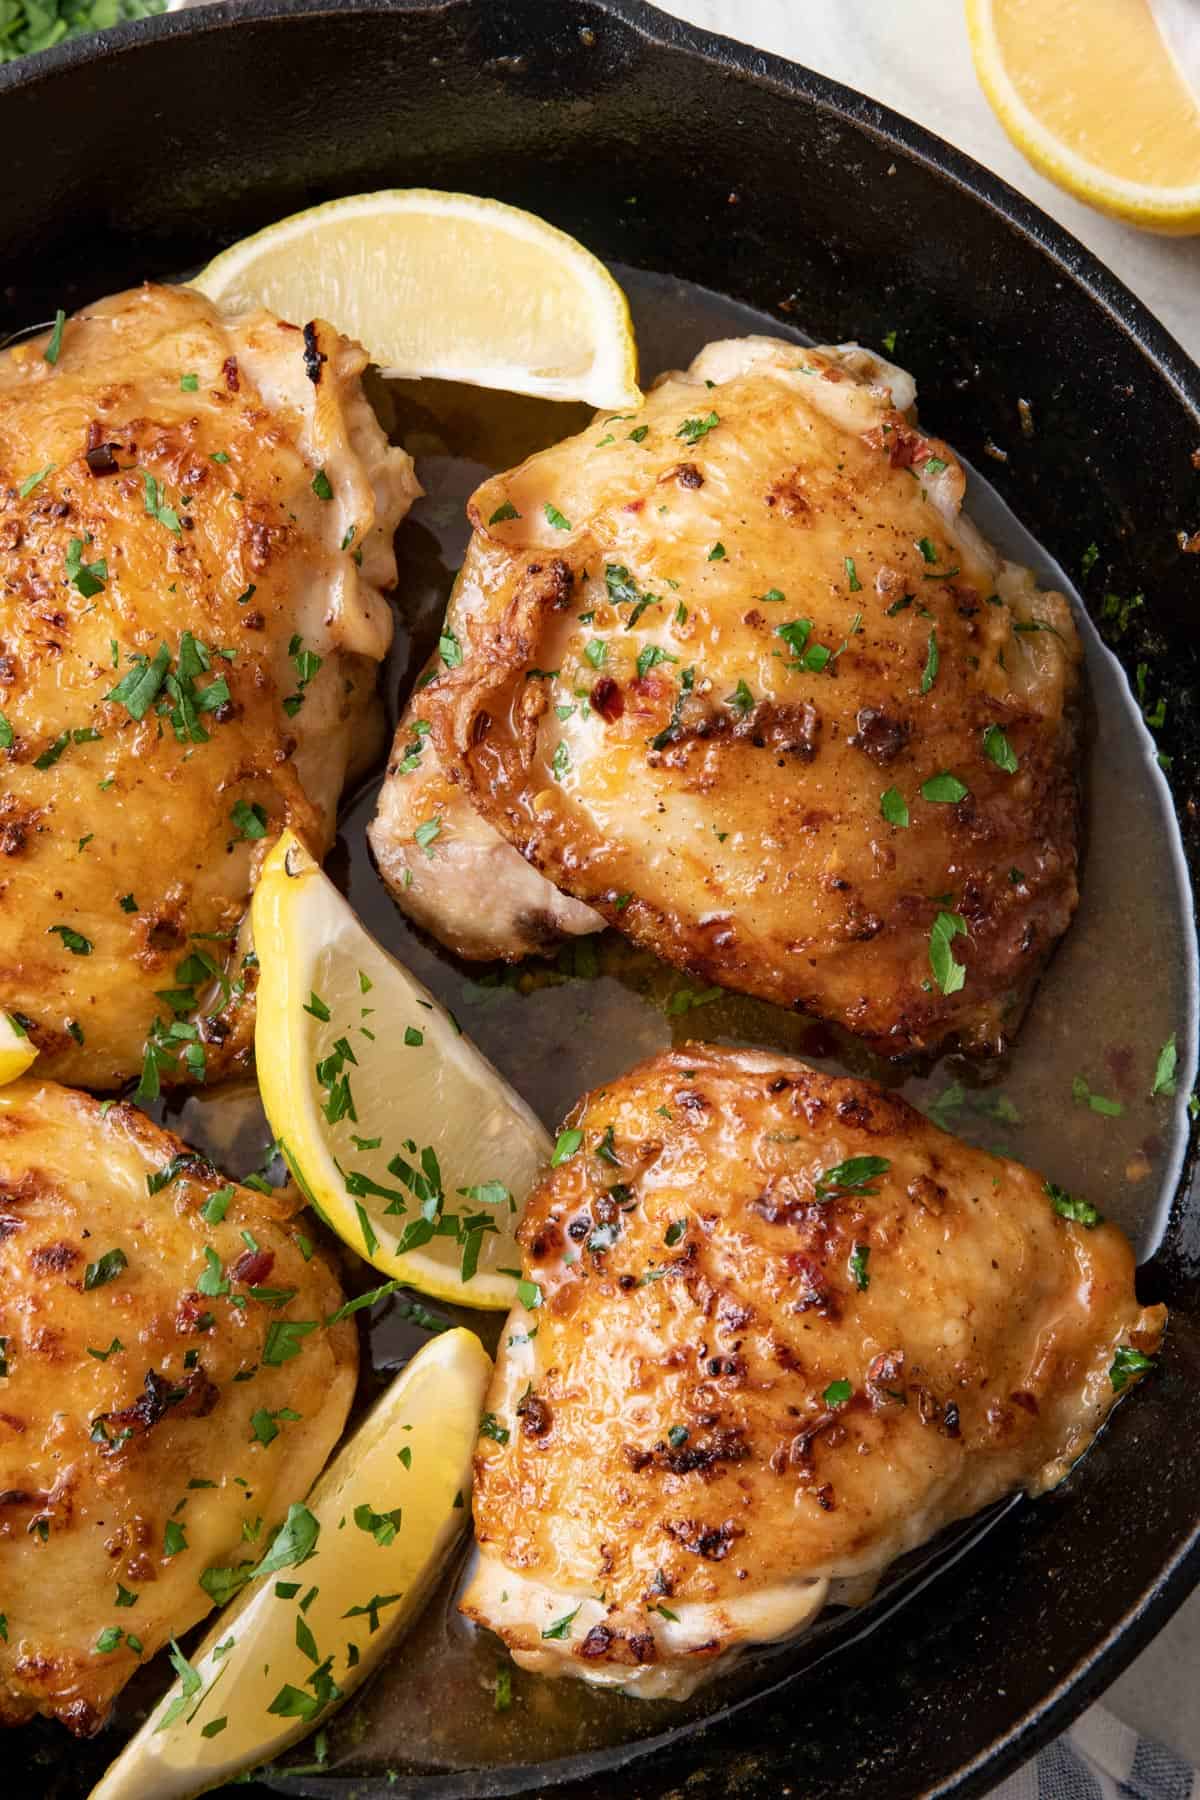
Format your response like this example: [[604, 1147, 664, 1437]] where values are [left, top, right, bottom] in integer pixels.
[[967, 0, 1200, 232], [251, 832, 551, 1309], [0, 1013, 37, 1086], [89, 1326, 491, 1800], [195, 187, 642, 405]]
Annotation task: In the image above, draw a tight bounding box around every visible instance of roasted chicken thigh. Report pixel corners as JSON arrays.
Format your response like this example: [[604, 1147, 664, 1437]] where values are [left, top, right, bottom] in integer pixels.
[[373, 337, 1080, 1057], [461, 1045, 1163, 1698], [0, 284, 419, 1089], [0, 1077, 356, 1734]]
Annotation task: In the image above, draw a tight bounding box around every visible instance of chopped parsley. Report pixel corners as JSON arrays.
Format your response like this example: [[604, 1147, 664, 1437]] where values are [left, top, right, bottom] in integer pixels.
[[919, 627, 939, 694], [311, 467, 333, 501], [823, 1379, 853, 1407], [676, 412, 719, 445], [921, 771, 968, 804], [815, 1156, 890, 1200], [544, 503, 571, 532], [47, 924, 92, 956], [929, 908, 968, 995], [879, 787, 909, 828], [1151, 1034, 1178, 1098], [849, 1243, 870, 1291], [1109, 1345, 1156, 1393], [83, 1248, 126, 1290], [983, 724, 1018, 773], [1071, 1075, 1123, 1118], [1046, 1181, 1102, 1228], [230, 799, 268, 841], [488, 501, 520, 525]]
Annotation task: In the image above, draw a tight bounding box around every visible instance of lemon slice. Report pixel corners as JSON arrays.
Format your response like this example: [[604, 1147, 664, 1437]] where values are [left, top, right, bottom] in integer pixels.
[[89, 1326, 491, 1800], [967, 0, 1200, 232], [194, 188, 641, 407], [0, 1013, 37, 1085], [252, 832, 550, 1309]]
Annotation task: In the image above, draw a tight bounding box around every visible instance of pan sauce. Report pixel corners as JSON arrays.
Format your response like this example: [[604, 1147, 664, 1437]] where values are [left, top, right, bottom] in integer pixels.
[[49, 269, 1190, 1792]]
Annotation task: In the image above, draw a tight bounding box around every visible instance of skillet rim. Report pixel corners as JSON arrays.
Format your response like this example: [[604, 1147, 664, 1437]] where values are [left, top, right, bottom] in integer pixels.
[[0, 1, 1197, 1795]]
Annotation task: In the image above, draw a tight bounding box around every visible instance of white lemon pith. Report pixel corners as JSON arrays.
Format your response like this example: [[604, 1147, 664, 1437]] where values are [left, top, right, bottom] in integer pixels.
[[0, 1013, 37, 1085], [966, 0, 1200, 233], [251, 832, 551, 1309], [195, 188, 642, 405], [88, 1326, 492, 1800]]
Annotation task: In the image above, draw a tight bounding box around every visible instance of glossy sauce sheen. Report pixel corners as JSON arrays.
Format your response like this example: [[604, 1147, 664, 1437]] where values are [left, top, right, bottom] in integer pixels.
[[40, 271, 1190, 1793]]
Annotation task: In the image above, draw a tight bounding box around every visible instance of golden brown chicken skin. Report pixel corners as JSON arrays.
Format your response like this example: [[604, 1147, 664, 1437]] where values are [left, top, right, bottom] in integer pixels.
[[0, 284, 418, 1089], [461, 1045, 1163, 1698], [0, 1078, 356, 1735], [382, 337, 1080, 1058]]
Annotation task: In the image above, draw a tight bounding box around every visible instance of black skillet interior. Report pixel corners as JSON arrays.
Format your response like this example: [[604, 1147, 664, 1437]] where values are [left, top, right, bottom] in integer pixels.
[[1, 2, 1199, 1796]]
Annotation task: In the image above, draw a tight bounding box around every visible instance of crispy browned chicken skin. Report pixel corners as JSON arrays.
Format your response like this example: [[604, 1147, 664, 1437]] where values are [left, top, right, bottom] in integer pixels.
[[461, 1045, 1163, 1698], [0, 284, 418, 1089], [0, 1078, 356, 1734], [373, 337, 1080, 1057]]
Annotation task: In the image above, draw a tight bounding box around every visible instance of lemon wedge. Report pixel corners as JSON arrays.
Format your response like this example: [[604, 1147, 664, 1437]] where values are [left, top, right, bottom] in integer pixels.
[[194, 187, 642, 406], [251, 831, 550, 1309], [89, 1326, 491, 1800], [966, 0, 1200, 232], [0, 1013, 37, 1086]]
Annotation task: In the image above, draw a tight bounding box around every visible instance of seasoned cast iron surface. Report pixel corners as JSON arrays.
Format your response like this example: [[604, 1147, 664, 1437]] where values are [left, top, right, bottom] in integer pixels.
[[0, 4, 1197, 1798]]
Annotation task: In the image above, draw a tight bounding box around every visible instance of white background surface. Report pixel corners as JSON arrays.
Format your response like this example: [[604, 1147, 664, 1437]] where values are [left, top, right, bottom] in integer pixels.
[[659, 0, 1200, 1767]]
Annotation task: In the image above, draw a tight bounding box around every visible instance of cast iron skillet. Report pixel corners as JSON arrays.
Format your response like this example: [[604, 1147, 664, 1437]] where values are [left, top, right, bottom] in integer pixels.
[[1, 2, 1198, 1796]]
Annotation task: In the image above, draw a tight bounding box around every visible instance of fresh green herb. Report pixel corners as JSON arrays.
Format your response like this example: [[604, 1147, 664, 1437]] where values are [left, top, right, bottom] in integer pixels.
[[649, 665, 695, 751], [44, 309, 65, 365], [1081, 542, 1099, 577], [87, 1337, 123, 1362], [544, 503, 571, 532], [516, 1278, 543, 1312], [94, 1626, 125, 1654], [849, 1243, 870, 1291], [262, 1319, 318, 1366], [920, 771, 968, 804], [251, 1406, 301, 1447], [637, 643, 678, 679], [551, 741, 570, 781], [139, 470, 181, 534], [707, 541, 726, 562], [551, 1128, 583, 1166], [676, 412, 719, 445], [724, 678, 754, 717], [311, 467, 333, 501], [541, 1606, 580, 1641], [629, 425, 649, 444], [583, 638, 607, 669], [824, 1379, 853, 1407], [881, 329, 897, 353], [343, 1593, 402, 1634], [0, 713, 11, 750], [922, 456, 948, 475], [255, 1502, 320, 1575], [230, 798, 268, 841], [815, 1156, 890, 1200], [1046, 1180, 1102, 1228], [18, 462, 54, 497], [885, 593, 914, 617], [479, 1411, 510, 1445], [106, 642, 171, 720], [163, 1519, 187, 1557], [115, 1583, 137, 1607], [1152, 1034, 1178, 1098], [916, 537, 937, 564], [1071, 1075, 1123, 1118], [83, 1247, 126, 1289], [1109, 1345, 1156, 1393], [495, 1662, 513, 1711], [47, 923, 92, 955], [919, 627, 939, 694], [414, 817, 442, 857], [880, 787, 909, 828], [775, 617, 832, 674], [844, 555, 862, 592], [983, 724, 1018, 773], [929, 909, 968, 995]]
